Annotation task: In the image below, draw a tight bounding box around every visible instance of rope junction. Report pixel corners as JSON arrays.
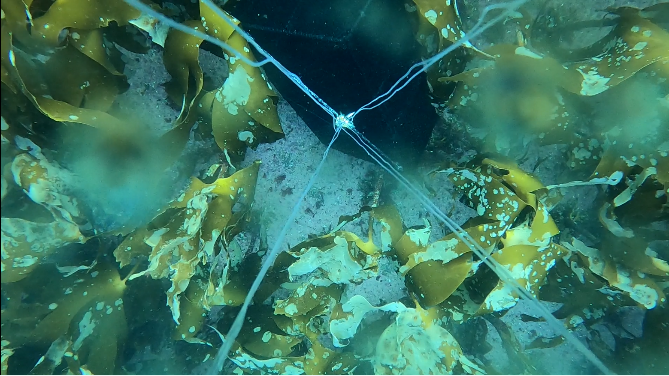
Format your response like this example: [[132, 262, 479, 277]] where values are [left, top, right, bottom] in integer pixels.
[[124, 0, 612, 373]]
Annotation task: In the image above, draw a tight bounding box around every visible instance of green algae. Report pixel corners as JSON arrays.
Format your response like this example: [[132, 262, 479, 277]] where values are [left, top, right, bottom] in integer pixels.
[[1, 0, 667, 374]]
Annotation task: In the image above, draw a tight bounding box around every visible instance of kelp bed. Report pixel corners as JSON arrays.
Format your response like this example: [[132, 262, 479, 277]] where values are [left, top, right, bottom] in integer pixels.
[[1, 0, 668, 375]]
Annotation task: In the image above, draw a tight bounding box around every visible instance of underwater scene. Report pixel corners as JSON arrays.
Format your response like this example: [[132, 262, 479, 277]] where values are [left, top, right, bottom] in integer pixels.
[[1, 0, 668, 374]]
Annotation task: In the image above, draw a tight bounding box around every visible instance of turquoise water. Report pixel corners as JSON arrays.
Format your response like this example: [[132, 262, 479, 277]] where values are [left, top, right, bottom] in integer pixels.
[[1, 0, 667, 374]]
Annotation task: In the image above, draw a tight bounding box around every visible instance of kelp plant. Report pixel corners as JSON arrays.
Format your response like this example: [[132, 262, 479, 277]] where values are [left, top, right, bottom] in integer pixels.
[[1, 0, 668, 375]]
